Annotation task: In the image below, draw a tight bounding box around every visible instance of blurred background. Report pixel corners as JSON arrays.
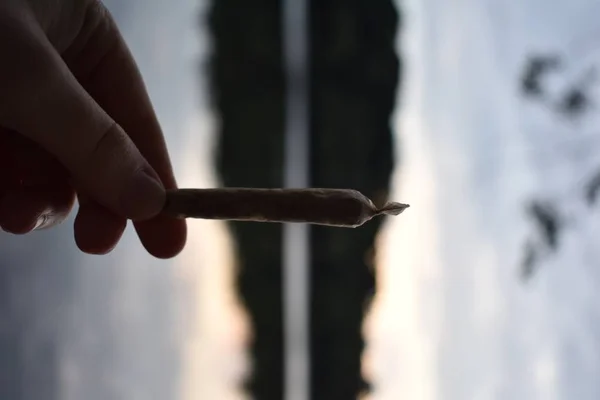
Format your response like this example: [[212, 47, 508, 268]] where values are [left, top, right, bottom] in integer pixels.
[[2, 0, 600, 399]]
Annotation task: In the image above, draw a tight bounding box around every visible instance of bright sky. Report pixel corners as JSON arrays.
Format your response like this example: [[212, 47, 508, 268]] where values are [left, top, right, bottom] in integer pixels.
[[365, 0, 600, 399]]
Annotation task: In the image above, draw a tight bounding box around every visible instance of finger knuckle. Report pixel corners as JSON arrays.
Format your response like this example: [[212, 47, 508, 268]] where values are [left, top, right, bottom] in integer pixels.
[[83, 120, 137, 180]]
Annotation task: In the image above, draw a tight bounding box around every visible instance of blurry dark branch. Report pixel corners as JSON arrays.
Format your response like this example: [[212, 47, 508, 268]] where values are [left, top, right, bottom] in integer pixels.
[[517, 50, 599, 281], [585, 168, 600, 206], [520, 240, 538, 282], [520, 54, 562, 98], [527, 201, 561, 250], [521, 200, 563, 281], [519, 200, 562, 281], [556, 67, 596, 118]]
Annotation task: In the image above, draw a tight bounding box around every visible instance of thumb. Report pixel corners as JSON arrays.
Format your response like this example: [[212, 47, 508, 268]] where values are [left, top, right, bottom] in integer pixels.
[[69, 121, 167, 221], [0, 14, 165, 221]]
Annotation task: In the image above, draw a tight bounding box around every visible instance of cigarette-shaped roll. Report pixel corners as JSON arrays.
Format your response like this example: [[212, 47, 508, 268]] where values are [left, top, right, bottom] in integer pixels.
[[162, 188, 409, 228]]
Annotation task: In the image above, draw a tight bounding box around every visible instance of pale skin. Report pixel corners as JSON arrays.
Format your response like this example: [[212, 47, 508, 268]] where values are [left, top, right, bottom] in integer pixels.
[[0, 0, 187, 258]]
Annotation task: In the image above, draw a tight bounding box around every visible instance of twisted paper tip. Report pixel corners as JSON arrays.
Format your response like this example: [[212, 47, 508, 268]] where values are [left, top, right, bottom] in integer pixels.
[[377, 202, 410, 216]]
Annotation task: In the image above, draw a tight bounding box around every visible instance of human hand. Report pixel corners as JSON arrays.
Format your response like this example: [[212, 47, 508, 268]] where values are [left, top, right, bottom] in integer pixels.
[[0, 0, 187, 258]]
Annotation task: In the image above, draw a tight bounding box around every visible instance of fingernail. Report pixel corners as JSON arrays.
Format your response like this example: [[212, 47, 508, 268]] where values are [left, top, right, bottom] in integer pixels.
[[120, 166, 166, 221], [33, 214, 48, 231]]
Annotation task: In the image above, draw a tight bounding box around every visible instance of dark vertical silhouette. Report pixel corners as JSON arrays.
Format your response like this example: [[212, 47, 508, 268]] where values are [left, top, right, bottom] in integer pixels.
[[208, 1, 402, 397], [207, 1, 286, 399], [309, 0, 401, 398]]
